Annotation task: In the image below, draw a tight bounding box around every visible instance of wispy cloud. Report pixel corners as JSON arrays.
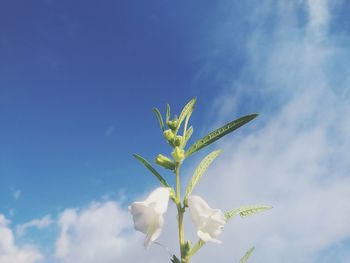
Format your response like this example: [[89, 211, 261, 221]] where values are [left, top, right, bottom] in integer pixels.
[[16, 215, 53, 237], [11, 188, 21, 201], [104, 126, 115, 136]]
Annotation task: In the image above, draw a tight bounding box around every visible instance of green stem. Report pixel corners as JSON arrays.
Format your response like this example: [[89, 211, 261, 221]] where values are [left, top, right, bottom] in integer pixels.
[[175, 164, 185, 262]]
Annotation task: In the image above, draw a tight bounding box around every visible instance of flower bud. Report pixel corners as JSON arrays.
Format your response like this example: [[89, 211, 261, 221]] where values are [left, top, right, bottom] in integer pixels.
[[174, 135, 183, 147], [172, 147, 185, 163], [163, 129, 175, 142], [155, 154, 175, 170], [167, 119, 178, 130]]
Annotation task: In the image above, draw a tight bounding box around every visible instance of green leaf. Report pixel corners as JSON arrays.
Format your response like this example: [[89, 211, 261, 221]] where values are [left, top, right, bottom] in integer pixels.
[[182, 126, 193, 148], [183, 107, 193, 138], [225, 205, 272, 221], [177, 98, 196, 131], [184, 150, 222, 200], [239, 247, 255, 263], [152, 107, 164, 131], [133, 154, 170, 188], [166, 104, 171, 124], [185, 114, 258, 157]]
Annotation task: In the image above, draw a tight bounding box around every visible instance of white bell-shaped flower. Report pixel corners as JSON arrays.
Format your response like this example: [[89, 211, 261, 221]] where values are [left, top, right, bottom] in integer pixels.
[[187, 195, 226, 243], [129, 187, 170, 247]]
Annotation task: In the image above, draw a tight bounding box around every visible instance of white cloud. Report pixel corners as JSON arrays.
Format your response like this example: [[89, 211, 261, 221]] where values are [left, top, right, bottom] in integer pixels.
[[307, 0, 329, 25], [188, 0, 350, 262], [54, 200, 172, 263], [16, 215, 53, 237], [0, 214, 43, 263]]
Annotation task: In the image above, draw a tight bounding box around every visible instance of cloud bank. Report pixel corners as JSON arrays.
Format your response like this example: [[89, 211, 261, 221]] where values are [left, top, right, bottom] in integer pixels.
[[54, 200, 170, 263], [192, 0, 350, 262]]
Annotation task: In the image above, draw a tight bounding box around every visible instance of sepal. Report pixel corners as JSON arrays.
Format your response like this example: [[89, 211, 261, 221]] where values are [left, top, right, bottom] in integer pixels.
[[170, 255, 181, 263], [182, 240, 192, 259]]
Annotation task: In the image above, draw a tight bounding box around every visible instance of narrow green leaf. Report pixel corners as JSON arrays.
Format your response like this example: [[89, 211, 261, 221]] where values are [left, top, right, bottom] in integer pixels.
[[166, 104, 171, 124], [184, 150, 222, 200], [177, 98, 196, 131], [183, 107, 193, 138], [182, 126, 193, 148], [152, 107, 164, 131], [186, 114, 258, 157], [133, 154, 170, 188], [239, 247, 255, 263], [225, 205, 272, 221]]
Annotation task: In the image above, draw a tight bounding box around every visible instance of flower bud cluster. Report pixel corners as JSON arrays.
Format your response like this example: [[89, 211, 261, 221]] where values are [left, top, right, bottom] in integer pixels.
[[164, 129, 184, 145], [161, 128, 185, 165], [162, 116, 186, 165]]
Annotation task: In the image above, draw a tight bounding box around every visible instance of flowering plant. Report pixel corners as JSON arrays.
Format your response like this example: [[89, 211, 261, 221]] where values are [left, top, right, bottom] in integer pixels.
[[129, 98, 272, 263]]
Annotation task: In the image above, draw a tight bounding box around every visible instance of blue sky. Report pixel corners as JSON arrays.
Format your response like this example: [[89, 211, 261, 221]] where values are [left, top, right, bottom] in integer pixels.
[[0, 1, 258, 220], [0, 0, 216, 214], [1, 1, 350, 262]]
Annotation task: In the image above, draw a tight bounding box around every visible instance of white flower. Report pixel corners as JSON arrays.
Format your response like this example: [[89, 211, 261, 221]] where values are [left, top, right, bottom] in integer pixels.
[[187, 195, 226, 243], [129, 187, 170, 247]]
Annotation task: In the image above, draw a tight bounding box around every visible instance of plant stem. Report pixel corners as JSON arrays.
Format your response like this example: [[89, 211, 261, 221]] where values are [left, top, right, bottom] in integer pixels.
[[175, 164, 185, 262]]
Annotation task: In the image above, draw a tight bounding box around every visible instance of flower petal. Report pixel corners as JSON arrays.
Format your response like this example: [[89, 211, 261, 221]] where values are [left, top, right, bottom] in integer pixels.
[[197, 230, 222, 243], [144, 216, 164, 247], [188, 195, 226, 243], [129, 187, 170, 247], [144, 187, 170, 214], [129, 202, 157, 234], [187, 195, 212, 228]]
